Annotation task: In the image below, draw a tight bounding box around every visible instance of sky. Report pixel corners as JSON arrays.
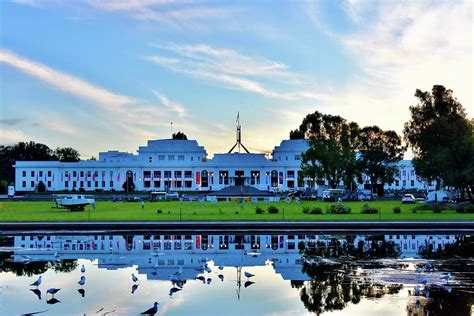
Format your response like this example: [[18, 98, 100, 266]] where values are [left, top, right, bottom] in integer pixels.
[[0, 0, 472, 159]]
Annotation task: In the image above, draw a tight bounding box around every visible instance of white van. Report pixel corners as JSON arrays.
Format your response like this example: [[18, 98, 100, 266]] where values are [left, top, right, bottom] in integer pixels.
[[7, 186, 15, 197], [425, 190, 451, 203]]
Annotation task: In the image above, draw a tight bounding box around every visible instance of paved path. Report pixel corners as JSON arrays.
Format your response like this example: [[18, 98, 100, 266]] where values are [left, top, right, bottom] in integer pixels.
[[0, 220, 473, 235]]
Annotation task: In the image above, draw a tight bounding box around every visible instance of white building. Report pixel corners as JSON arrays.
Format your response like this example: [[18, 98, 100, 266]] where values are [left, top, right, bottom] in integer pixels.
[[14, 136, 434, 193]]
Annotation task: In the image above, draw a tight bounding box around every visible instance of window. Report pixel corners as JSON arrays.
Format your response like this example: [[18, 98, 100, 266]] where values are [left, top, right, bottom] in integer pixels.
[[184, 171, 192, 178], [410, 180, 414, 186], [80, 181, 84, 188], [286, 156, 288, 161], [94, 181, 98, 187], [73, 181, 77, 188], [110, 181, 113, 187], [219, 171, 229, 185], [154, 181, 161, 188], [153, 171, 161, 178], [102, 171, 105, 178], [22, 171, 26, 177], [48, 171, 52, 177], [158, 155, 165, 161], [39, 171, 43, 177], [31, 181, 34, 187], [168, 155, 175, 161], [144, 181, 151, 188], [80, 171, 84, 177], [178, 155, 184, 161], [22, 181, 26, 188], [87, 171, 91, 177], [31, 171, 35, 177], [87, 181, 91, 187], [271, 170, 278, 187], [174, 171, 182, 178], [73, 171, 77, 177], [191, 157, 194, 161], [402, 180, 406, 186], [294, 155, 301, 161], [251, 170, 260, 185], [164, 171, 171, 178], [149, 156, 152, 163], [185, 180, 192, 188], [395, 180, 399, 186], [287, 170, 295, 178], [144, 171, 151, 178], [201, 170, 209, 187], [47, 181, 51, 187], [102, 181, 105, 187], [410, 170, 415, 176]]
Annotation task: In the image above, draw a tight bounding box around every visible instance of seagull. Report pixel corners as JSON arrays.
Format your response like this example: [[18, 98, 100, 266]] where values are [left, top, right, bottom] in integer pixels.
[[132, 273, 139, 283], [78, 276, 86, 286], [440, 273, 452, 284], [218, 264, 224, 270], [30, 276, 42, 287], [46, 288, 61, 297], [244, 281, 255, 288], [30, 288, 42, 300], [218, 274, 224, 282], [77, 288, 85, 297], [81, 264, 86, 273], [140, 302, 159, 315], [131, 284, 139, 294], [169, 287, 182, 297], [244, 271, 255, 278], [206, 278, 212, 284], [46, 297, 60, 305], [205, 266, 212, 273], [196, 275, 206, 283]]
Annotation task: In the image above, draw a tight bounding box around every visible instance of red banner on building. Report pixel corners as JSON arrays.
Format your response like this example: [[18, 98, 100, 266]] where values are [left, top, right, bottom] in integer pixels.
[[196, 171, 201, 185], [196, 235, 201, 249]]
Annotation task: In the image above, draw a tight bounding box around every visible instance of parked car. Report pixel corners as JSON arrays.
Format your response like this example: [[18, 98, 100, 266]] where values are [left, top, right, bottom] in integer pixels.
[[401, 194, 416, 204]]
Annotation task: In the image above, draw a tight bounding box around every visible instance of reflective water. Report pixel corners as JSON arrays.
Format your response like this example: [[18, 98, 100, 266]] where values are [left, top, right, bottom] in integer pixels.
[[0, 233, 473, 315]]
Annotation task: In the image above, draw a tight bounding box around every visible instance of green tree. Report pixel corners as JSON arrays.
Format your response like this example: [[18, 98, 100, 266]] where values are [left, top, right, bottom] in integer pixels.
[[53, 147, 80, 162], [403, 85, 473, 201], [358, 126, 405, 196], [172, 131, 188, 140], [296, 111, 361, 189], [122, 179, 135, 192]]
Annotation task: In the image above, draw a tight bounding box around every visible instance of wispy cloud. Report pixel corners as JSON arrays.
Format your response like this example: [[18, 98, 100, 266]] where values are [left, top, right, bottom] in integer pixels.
[[145, 43, 330, 101], [0, 129, 28, 144], [152, 90, 187, 117], [0, 49, 138, 110], [0, 118, 24, 126]]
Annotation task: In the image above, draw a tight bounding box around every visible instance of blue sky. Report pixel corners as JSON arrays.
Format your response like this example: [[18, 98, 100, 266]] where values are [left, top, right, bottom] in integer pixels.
[[1, 0, 472, 158]]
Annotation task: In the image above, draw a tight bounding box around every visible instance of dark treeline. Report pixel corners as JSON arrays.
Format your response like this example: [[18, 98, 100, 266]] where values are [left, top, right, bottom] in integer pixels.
[[0, 141, 81, 191], [291, 85, 473, 201]]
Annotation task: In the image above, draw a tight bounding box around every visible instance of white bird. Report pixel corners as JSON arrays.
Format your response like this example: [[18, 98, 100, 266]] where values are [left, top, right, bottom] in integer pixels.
[[244, 271, 255, 278], [81, 265, 86, 273], [140, 302, 159, 315], [78, 276, 86, 286], [46, 288, 60, 296], [132, 273, 139, 283], [30, 276, 42, 287], [440, 273, 452, 283]]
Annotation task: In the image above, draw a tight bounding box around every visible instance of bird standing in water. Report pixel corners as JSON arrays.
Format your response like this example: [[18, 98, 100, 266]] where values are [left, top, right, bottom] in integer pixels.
[[46, 288, 60, 297], [140, 302, 159, 315], [30, 276, 42, 288], [81, 265, 86, 273]]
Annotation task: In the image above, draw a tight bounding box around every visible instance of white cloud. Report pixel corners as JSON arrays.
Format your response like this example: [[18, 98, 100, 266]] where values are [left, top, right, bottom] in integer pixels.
[[145, 43, 330, 101], [152, 90, 187, 117], [0, 49, 138, 110], [0, 130, 28, 144]]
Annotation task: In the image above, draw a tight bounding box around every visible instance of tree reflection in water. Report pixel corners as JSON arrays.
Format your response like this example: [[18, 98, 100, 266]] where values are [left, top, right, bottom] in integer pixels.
[[0, 252, 78, 277], [297, 237, 403, 315]]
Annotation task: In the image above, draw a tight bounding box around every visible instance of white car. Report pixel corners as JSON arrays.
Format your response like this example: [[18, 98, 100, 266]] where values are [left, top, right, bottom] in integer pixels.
[[401, 194, 416, 204]]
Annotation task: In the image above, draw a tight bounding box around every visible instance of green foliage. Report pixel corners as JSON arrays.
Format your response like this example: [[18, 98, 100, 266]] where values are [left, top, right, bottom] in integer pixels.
[[432, 204, 442, 213], [404, 85, 473, 201], [360, 203, 379, 214], [328, 203, 351, 214], [255, 206, 265, 214], [393, 207, 401, 214], [36, 181, 46, 193], [296, 111, 361, 189], [267, 205, 279, 214], [455, 204, 474, 213], [53, 147, 80, 162], [358, 126, 405, 194], [156, 209, 163, 214], [302, 206, 322, 214]]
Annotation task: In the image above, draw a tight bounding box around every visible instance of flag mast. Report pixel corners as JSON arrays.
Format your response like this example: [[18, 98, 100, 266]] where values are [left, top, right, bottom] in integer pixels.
[[228, 112, 250, 153]]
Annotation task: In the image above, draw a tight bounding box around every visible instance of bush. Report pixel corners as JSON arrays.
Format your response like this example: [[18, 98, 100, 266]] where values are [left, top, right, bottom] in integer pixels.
[[432, 204, 442, 213], [393, 207, 401, 214], [156, 209, 163, 214], [328, 203, 351, 214], [310, 207, 323, 214], [267, 205, 279, 214], [455, 204, 474, 213], [302, 206, 310, 214], [255, 206, 265, 214], [361, 203, 379, 214]]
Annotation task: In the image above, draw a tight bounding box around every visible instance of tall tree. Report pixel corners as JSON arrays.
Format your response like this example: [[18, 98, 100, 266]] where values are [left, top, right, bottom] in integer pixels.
[[172, 131, 188, 140], [403, 85, 473, 201], [53, 147, 80, 162], [297, 111, 361, 189], [358, 126, 405, 195]]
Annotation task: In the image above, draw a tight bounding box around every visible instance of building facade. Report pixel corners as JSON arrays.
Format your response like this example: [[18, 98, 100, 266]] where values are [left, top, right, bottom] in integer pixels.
[[14, 138, 434, 193]]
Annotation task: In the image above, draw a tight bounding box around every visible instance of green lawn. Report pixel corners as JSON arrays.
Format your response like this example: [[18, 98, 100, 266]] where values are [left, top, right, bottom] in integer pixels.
[[0, 200, 473, 222]]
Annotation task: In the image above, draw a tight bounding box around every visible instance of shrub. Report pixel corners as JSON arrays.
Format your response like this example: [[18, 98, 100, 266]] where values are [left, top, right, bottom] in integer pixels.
[[432, 204, 442, 213], [267, 205, 279, 214], [328, 203, 351, 214], [309, 207, 323, 214], [361, 203, 379, 214], [393, 207, 401, 214], [302, 206, 310, 214], [412, 210, 417, 213], [235, 211, 239, 214], [455, 204, 474, 213], [156, 209, 163, 214], [255, 206, 265, 214]]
